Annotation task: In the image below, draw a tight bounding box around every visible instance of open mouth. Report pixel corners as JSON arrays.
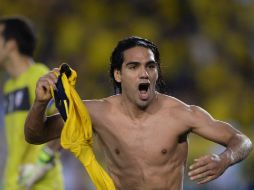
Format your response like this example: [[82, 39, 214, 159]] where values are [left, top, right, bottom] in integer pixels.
[[138, 83, 150, 100], [138, 83, 150, 92]]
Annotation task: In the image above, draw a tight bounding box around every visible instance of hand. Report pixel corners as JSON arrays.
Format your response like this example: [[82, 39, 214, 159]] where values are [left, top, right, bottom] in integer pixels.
[[35, 68, 60, 103], [18, 146, 55, 190], [188, 154, 228, 184], [18, 162, 54, 190]]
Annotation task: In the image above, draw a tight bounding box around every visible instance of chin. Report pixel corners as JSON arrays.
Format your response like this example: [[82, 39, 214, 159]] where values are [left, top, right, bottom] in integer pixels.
[[136, 99, 150, 109]]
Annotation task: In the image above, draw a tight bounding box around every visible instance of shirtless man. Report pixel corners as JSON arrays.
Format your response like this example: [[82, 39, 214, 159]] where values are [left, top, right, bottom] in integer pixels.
[[24, 36, 252, 190]]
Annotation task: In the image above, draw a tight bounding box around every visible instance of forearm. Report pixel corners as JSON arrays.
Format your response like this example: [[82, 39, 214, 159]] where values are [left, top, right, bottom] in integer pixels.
[[39, 139, 61, 164], [220, 133, 252, 167], [25, 100, 49, 144], [46, 139, 62, 152]]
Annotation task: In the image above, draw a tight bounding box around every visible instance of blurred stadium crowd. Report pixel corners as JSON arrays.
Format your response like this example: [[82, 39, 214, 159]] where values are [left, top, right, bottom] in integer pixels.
[[0, 0, 253, 189]]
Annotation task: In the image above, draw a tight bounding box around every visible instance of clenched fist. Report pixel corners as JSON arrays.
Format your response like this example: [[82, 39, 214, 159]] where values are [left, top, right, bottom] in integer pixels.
[[35, 68, 60, 103]]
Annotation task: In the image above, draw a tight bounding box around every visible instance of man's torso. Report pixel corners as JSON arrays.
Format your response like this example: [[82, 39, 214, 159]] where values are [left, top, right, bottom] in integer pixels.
[[85, 94, 192, 190]]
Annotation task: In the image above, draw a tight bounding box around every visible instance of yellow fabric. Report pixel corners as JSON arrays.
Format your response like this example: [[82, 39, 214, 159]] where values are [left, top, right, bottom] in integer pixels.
[[3, 63, 63, 190], [58, 66, 115, 190]]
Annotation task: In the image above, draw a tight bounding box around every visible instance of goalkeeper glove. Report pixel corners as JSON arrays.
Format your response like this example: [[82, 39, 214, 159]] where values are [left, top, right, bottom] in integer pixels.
[[18, 146, 55, 190]]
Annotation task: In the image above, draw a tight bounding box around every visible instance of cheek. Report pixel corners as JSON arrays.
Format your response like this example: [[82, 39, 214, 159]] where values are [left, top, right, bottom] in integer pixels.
[[121, 76, 136, 91], [151, 71, 158, 82], [122, 72, 136, 83], [122, 79, 133, 89]]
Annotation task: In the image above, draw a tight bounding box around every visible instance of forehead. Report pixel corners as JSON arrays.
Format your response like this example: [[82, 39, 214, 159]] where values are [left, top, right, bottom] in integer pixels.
[[123, 46, 155, 63]]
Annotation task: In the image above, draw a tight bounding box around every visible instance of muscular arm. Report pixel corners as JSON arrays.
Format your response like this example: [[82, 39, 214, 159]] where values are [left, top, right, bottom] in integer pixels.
[[187, 105, 252, 184], [25, 101, 63, 144], [24, 68, 64, 144]]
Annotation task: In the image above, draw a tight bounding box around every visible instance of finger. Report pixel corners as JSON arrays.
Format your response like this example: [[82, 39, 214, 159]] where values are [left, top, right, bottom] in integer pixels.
[[195, 155, 211, 162], [193, 156, 205, 162], [190, 155, 213, 169], [52, 67, 60, 75], [189, 170, 212, 181], [197, 175, 216, 184], [188, 164, 209, 177], [189, 159, 208, 170], [47, 72, 58, 84], [37, 80, 51, 92], [46, 77, 57, 89], [40, 77, 56, 90]]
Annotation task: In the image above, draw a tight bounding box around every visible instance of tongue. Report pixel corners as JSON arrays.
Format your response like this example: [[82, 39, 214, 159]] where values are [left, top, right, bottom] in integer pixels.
[[139, 90, 148, 100]]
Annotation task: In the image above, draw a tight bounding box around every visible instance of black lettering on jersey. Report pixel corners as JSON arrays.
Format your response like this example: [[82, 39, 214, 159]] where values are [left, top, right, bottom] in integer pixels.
[[4, 87, 30, 114]]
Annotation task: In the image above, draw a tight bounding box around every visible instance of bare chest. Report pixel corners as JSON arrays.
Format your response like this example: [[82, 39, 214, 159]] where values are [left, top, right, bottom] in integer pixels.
[[95, 114, 189, 166]]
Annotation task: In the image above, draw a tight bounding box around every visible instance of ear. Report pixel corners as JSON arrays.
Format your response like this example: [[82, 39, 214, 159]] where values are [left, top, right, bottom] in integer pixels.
[[5, 39, 17, 52], [114, 69, 121, 83]]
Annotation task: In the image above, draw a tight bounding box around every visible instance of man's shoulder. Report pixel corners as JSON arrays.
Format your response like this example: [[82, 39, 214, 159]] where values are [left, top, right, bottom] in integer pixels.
[[83, 95, 117, 111], [83, 96, 118, 124], [158, 93, 196, 117], [158, 94, 202, 127], [158, 93, 189, 108]]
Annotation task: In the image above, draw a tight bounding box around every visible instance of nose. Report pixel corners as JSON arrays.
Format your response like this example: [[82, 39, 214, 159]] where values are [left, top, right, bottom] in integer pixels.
[[139, 67, 149, 79]]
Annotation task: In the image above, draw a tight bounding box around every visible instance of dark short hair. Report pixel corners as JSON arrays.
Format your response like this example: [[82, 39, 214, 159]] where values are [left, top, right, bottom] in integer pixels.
[[0, 16, 36, 57], [109, 36, 165, 94]]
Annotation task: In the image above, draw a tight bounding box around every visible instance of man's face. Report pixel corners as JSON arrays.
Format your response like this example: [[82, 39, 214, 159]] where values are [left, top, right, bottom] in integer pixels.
[[115, 46, 159, 108], [0, 24, 9, 66]]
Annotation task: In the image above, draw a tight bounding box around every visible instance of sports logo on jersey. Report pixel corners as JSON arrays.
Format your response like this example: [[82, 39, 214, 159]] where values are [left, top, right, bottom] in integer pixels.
[[4, 87, 30, 114]]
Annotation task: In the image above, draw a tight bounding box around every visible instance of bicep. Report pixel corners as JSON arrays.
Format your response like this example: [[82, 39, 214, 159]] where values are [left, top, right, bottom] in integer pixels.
[[83, 99, 107, 132], [189, 106, 240, 146]]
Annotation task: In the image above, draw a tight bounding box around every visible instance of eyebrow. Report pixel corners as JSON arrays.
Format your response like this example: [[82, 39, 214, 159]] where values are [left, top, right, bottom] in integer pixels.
[[125, 61, 140, 66], [125, 60, 157, 66], [146, 61, 157, 65]]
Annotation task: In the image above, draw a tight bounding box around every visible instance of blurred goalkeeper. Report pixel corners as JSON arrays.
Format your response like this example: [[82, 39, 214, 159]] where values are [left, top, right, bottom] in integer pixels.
[[0, 16, 64, 190]]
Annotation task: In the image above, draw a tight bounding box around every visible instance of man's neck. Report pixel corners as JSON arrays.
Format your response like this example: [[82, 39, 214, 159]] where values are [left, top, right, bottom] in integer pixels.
[[119, 93, 159, 121], [5, 54, 33, 79]]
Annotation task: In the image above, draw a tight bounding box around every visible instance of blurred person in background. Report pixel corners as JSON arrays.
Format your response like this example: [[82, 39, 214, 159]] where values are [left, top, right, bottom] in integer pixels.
[[0, 16, 64, 190], [25, 36, 252, 190], [0, 89, 6, 188]]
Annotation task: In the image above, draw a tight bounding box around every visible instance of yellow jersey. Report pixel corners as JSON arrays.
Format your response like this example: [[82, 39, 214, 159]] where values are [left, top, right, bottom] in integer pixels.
[[3, 63, 64, 190]]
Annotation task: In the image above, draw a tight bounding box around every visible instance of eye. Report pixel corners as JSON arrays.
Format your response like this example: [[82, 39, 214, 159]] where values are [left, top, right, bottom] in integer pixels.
[[128, 64, 137, 70], [147, 64, 156, 69]]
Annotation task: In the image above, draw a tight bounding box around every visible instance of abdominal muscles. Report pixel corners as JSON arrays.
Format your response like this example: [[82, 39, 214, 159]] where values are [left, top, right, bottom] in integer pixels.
[[105, 142, 187, 190]]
